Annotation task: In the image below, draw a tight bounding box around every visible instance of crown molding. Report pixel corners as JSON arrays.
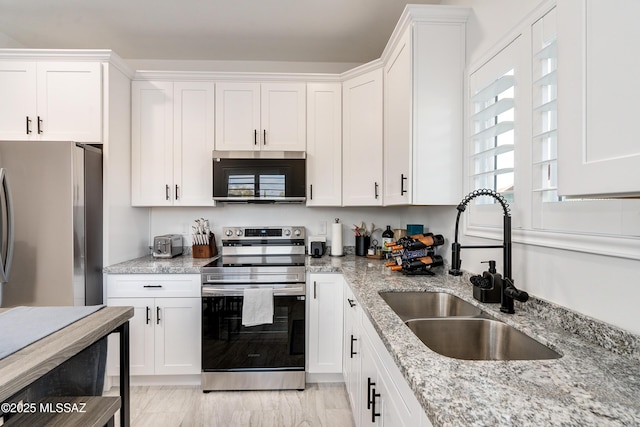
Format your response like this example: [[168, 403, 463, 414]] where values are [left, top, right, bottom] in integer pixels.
[[0, 48, 134, 78]]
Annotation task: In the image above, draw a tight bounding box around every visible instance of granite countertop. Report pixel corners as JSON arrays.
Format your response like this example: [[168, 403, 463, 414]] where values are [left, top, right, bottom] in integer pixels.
[[308, 256, 640, 427], [103, 254, 218, 274], [104, 254, 640, 426]]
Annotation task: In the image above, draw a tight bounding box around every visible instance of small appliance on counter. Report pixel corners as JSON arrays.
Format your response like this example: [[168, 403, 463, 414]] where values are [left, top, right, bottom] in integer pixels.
[[308, 235, 326, 258], [153, 234, 183, 258]]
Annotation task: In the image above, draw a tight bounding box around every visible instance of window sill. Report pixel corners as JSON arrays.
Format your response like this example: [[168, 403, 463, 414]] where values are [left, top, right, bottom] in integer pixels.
[[465, 224, 640, 261]]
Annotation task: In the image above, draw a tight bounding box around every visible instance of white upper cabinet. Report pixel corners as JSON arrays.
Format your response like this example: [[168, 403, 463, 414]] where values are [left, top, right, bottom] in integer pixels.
[[132, 80, 215, 206], [0, 61, 102, 142], [132, 81, 174, 206], [215, 82, 306, 152], [214, 82, 261, 151], [342, 67, 384, 206], [383, 7, 468, 206], [306, 82, 342, 206], [557, 0, 640, 197], [173, 81, 215, 206], [384, 28, 412, 206]]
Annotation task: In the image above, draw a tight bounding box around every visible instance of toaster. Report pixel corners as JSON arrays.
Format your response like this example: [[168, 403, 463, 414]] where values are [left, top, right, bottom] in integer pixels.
[[153, 234, 184, 258]]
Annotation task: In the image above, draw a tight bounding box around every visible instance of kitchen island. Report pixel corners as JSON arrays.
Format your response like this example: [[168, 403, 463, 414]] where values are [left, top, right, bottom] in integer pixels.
[[0, 306, 133, 426], [105, 254, 640, 426]]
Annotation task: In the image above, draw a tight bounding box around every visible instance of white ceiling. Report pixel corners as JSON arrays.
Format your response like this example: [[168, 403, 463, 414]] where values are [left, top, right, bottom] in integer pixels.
[[0, 0, 442, 64]]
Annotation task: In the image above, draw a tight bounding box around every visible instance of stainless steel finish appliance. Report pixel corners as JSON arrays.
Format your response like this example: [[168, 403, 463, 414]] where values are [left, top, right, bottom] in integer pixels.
[[201, 226, 306, 391], [211, 151, 306, 203], [0, 141, 102, 307], [152, 234, 183, 258]]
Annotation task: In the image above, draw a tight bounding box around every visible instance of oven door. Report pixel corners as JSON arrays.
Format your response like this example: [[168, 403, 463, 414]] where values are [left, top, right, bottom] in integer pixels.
[[202, 285, 305, 372]]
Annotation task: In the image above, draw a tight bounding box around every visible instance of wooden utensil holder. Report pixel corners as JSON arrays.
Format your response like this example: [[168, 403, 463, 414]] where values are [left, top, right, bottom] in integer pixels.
[[192, 234, 218, 258]]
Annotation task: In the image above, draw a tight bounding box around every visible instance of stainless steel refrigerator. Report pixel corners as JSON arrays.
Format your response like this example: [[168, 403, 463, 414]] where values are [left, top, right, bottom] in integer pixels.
[[0, 141, 103, 307]]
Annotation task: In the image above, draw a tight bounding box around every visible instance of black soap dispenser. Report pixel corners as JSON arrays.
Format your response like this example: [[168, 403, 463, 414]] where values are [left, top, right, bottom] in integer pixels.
[[470, 260, 503, 303]]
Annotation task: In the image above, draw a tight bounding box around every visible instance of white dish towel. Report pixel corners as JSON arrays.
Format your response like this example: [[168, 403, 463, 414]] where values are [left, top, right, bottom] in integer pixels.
[[242, 288, 274, 327]]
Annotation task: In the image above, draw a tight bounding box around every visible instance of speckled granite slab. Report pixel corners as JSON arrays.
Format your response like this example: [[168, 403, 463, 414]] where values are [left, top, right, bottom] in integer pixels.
[[103, 254, 217, 274], [105, 253, 640, 426], [307, 255, 640, 427]]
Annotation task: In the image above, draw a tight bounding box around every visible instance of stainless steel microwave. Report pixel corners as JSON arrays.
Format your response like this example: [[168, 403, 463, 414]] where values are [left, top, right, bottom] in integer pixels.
[[212, 151, 306, 203]]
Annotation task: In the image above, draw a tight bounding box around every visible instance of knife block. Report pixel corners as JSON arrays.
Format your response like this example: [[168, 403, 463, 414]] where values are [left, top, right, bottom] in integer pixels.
[[192, 234, 218, 258]]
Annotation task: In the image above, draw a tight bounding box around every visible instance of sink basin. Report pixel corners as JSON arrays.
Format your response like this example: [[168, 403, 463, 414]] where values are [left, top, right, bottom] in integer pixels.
[[379, 291, 484, 321], [405, 318, 562, 360]]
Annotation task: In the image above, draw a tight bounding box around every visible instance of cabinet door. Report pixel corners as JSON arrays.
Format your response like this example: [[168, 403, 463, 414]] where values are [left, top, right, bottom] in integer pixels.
[[307, 274, 344, 373], [0, 62, 36, 140], [154, 297, 202, 375], [36, 62, 102, 142], [384, 28, 412, 206], [557, 0, 640, 197], [107, 297, 155, 376], [131, 81, 174, 206], [215, 82, 261, 151], [344, 285, 362, 427], [260, 83, 306, 151], [343, 68, 384, 206], [173, 82, 215, 206], [306, 83, 342, 206], [361, 336, 383, 426]]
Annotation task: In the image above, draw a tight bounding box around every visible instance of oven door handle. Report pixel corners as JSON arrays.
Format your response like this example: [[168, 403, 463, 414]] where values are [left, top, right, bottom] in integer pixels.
[[201, 286, 306, 297]]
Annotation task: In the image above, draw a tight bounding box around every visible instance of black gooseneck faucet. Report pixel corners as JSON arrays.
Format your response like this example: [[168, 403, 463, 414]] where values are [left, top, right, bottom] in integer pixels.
[[448, 189, 528, 314]]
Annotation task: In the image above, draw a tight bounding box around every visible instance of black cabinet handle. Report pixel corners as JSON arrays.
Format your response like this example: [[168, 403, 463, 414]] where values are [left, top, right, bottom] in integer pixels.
[[263, 129, 266, 145], [156, 307, 161, 325], [254, 129, 257, 145], [175, 184, 179, 200], [143, 285, 162, 288], [350, 334, 358, 359], [313, 281, 317, 299], [165, 184, 170, 200], [26, 116, 32, 134], [37, 116, 43, 134], [374, 182, 379, 199], [348, 298, 356, 308], [367, 377, 376, 410], [401, 173, 408, 195], [350, 335, 357, 358], [146, 306, 151, 324], [310, 184, 313, 200], [371, 389, 381, 422]]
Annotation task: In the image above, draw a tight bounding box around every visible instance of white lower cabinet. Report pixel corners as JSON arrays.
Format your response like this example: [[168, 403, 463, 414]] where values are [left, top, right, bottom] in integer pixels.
[[307, 273, 344, 374], [106, 274, 201, 377], [343, 283, 363, 426], [344, 281, 431, 427]]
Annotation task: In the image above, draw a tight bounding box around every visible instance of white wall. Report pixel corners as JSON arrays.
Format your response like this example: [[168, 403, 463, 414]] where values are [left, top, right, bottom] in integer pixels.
[[103, 63, 150, 265], [149, 205, 442, 254], [435, 0, 640, 336]]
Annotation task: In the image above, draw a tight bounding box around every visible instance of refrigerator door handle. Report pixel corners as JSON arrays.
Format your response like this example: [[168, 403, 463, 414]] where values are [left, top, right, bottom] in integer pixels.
[[0, 168, 15, 283]]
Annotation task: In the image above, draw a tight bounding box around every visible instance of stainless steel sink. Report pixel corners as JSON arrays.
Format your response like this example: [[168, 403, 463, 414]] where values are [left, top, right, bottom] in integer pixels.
[[405, 318, 562, 360], [379, 291, 484, 321]]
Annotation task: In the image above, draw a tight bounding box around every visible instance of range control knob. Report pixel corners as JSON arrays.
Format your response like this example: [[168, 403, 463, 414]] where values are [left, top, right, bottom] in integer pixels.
[[236, 229, 243, 237], [284, 229, 291, 237], [225, 229, 233, 237], [293, 228, 302, 237]]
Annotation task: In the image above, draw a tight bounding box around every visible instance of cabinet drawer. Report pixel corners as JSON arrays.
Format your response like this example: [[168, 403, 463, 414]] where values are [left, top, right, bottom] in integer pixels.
[[107, 274, 201, 298]]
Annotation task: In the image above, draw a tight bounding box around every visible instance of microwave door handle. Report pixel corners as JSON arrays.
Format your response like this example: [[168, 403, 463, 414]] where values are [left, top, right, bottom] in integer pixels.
[[0, 169, 15, 283]]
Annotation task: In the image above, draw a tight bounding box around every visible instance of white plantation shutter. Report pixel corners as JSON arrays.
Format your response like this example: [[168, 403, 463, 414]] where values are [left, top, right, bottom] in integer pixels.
[[532, 9, 559, 204], [470, 70, 515, 204]]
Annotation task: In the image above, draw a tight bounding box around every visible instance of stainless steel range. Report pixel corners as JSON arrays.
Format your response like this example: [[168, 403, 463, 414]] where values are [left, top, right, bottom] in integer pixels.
[[201, 226, 306, 391]]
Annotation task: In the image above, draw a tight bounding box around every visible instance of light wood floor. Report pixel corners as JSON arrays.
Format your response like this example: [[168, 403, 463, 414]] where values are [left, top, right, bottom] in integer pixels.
[[105, 383, 355, 427]]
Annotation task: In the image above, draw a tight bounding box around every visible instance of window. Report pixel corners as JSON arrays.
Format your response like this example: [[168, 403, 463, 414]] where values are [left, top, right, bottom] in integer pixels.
[[531, 8, 558, 205], [467, 37, 524, 228], [464, 4, 640, 260], [471, 70, 515, 204]]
